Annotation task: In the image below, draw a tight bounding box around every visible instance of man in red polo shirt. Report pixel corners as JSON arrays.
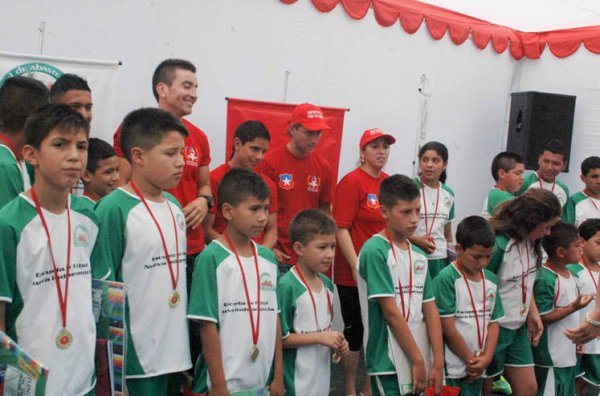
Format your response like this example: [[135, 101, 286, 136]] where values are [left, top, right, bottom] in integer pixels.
[[257, 103, 335, 272]]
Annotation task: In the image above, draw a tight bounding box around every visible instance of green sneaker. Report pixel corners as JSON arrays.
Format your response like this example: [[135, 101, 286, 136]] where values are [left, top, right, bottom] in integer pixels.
[[491, 375, 512, 395]]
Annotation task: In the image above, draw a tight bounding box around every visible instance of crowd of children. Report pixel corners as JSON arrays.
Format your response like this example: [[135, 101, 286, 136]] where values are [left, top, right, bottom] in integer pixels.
[[0, 59, 599, 396]]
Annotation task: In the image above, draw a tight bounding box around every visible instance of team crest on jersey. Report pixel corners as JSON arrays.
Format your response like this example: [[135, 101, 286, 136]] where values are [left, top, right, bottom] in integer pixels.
[[414, 260, 426, 275], [444, 196, 452, 208], [279, 174, 294, 190], [184, 145, 199, 166], [487, 290, 495, 302], [176, 213, 186, 231], [307, 175, 321, 192], [260, 272, 276, 291], [366, 193, 380, 209], [73, 225, 89, 247]]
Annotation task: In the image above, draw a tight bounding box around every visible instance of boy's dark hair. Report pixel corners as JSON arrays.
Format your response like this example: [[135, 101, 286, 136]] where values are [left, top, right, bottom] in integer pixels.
[[418, 141, 449, 183], [152, 59, 196, 102], [87, 137, 117, 173], [24, 104, 89, 149], [541, 139, 568, 162], [581, 156, 600, 176], [235, 120, 271, 144], [579, 219, 600, 241], [456, 216, 496, 249], [0, 76, 49, 133], [218, 168, 270, 209], [379, 174, 420, 208], [491, 151, 524, 181], [50, 74, 91, 102], [289, 209, 337, 246], [119, 107, 188, 163], [542, 221, 579, 259]]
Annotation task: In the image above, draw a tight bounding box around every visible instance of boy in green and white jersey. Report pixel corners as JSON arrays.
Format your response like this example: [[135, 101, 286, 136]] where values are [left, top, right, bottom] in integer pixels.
[[0, 104, 112, 396], [518, 139, 570, 208], [563, 156, 600, 226], [481, 152, 524, 219], [357, 174, 444, 395], [95, 108, 192, 395], [567, 219, 600, 395], [435, 216, 504, 395], [0, 76, 49, 208], [188, 168, 285, 396], [80, 137, 119, 204], [534, 222, 592, 396], [278, 209, 349, 396]]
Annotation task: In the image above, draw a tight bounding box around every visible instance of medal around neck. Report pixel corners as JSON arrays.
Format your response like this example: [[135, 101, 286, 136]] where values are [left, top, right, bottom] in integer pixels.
[[56, 327, 73, 349]]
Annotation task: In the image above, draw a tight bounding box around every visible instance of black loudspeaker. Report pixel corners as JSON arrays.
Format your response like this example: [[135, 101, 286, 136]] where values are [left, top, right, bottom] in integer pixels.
[[506, 91, 576, 172]]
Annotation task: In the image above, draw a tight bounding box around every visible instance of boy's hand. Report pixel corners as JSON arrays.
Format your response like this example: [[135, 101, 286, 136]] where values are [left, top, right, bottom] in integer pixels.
[[272, 248, 291, 263], [268, 377, 285, 396], [338, 338, 350, 357], [410, 236, 436, 254], [208, 384, 230, 396], [527, 310, 544, 347], [428, 364, 443, 394], [319, 331, 345, 350], [183, 197, 209, 230], [571, 294, 594, 310], [411, 359, 427, 395], [466, 355, 489, 380]]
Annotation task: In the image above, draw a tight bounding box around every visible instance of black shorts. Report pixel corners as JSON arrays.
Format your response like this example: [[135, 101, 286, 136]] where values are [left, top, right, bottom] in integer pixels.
[[337, 285, 364, 351]]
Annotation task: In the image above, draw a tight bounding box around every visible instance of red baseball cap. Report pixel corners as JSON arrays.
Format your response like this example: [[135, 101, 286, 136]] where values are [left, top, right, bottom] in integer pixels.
[[359, 128, 396, 149], [290, 103, 331, 131]]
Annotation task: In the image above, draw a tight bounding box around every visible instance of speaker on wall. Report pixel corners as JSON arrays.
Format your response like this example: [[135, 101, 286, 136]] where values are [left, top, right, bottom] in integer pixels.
[[506, 91, 576, 172]]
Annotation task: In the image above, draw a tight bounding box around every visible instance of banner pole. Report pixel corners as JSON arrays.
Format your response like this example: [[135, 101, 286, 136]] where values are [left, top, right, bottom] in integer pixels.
[[38, 22, 46, 55]]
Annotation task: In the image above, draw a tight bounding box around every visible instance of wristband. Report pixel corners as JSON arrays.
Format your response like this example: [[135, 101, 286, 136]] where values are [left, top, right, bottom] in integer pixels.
[[585, 312, 600, 327]]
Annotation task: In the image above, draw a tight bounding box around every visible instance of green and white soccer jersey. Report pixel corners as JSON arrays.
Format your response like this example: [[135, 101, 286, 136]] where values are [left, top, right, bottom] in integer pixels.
[[533, 266, 579, 368], [357, 234, 434, 375], [434, 263, 505, 378], [413, 178, 455, 260], [563, 191, 600, 226], [0, 145, 31, 208], [95, 188, 191, 378], [487, 236, 537, 330], [278, 269, 334, 396], [568, 262, 600, 354], [519, 172, 569, 208], [188, 240, 279, 394], [0, 194, 111, 396], [481, 188, 514, 220]]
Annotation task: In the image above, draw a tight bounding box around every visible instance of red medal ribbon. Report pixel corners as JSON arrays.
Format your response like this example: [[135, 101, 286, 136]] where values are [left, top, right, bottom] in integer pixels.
[[130, 180, 180, 292], [545, 261, 561, 308], [31, 187, 71, 330], [581, 255, 598, 291], [0, 134, 20, 160], [494, 184, 505, 191], [420, 177, 440, 237], [537, 172, 556, 193], [293, 266, 332, 331], [225, 232, 261, 347], [384, 228, 413, 321], [583, 190, 600, 214], [456, 260, 486, 352], [516, 241, 531, 308]]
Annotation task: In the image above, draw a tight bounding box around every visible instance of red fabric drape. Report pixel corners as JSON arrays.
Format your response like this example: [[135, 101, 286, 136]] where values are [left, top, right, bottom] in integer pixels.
[[280, 0, 600, 60]]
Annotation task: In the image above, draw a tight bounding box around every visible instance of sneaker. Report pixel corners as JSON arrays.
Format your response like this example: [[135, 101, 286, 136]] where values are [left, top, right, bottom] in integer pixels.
[[491, 375, 512, 395]]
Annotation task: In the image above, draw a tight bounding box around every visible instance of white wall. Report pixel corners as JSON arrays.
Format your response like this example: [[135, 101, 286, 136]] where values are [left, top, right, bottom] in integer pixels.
[[0, 0, 547, 223]]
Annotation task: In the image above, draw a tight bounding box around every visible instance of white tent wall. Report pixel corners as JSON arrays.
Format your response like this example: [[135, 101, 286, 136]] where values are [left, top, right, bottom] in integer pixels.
[[1, 0, 568, 223]]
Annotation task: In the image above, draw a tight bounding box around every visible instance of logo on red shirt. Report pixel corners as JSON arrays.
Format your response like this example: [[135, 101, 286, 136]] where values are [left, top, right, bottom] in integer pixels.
[[279, 174, 294, 190], [185, 145, 199, 166], [366, 193, 380, 209], [307, 175, 321, 192]]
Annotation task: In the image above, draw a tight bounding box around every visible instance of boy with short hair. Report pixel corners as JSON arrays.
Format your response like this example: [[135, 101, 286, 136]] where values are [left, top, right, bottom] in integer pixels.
[[81, 137, 119, 203], [563, 156, 600, 226], [278, 209, 350, 395], [434, 216, 504, 395], [95, 107, 192, 395], [204, 120, 278, 247], [357, 174, 443, 395], [0, 104, 112, 396], [0, 76, 49, 207], [188, 168, 284, 395], [50, 73, 93, 123], [482, 151, 525, 219], [567, 218, 600, 395], [518, 139, 570, 207], [533, 221, 593, 395]]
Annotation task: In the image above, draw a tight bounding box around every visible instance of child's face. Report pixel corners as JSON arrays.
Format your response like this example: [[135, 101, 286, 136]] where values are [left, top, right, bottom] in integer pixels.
[[456, 244, 494, 275], [537, 150, 566, 182], [583, 231, 600, 263], [499, 163, 525, 193], [233, 137, 269, 170], [419, 149, 446, 184], [295, 233, 336, 274], [25, 127, 88, 191], [527, 217, 560, 241], [137, 131, 185, 190], [61, 89, 93, 123], [559, 239, 583, 263], [361, 137, 390, 170], [581, 168, 600, 196], [381, 197, 421, 238], [83, 155, 119, 198], [223, 195, 269, 238]]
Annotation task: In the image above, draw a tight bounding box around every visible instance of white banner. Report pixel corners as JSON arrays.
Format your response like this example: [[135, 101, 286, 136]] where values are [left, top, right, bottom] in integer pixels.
[[0, 51, 120, 145]]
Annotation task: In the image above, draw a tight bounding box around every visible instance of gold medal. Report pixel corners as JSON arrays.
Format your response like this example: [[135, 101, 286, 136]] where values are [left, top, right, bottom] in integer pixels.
[[169, 290, 180, 308], [474, 349, 483, 358], [520, 305, 527, 317], [251, 345, 260, 361], [332, 352, 341, 364], [56, 327, 73, 349]]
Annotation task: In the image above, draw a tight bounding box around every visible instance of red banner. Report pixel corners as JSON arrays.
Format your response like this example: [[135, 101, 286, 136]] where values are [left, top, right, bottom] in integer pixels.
[[226, 97, 347, 181]]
